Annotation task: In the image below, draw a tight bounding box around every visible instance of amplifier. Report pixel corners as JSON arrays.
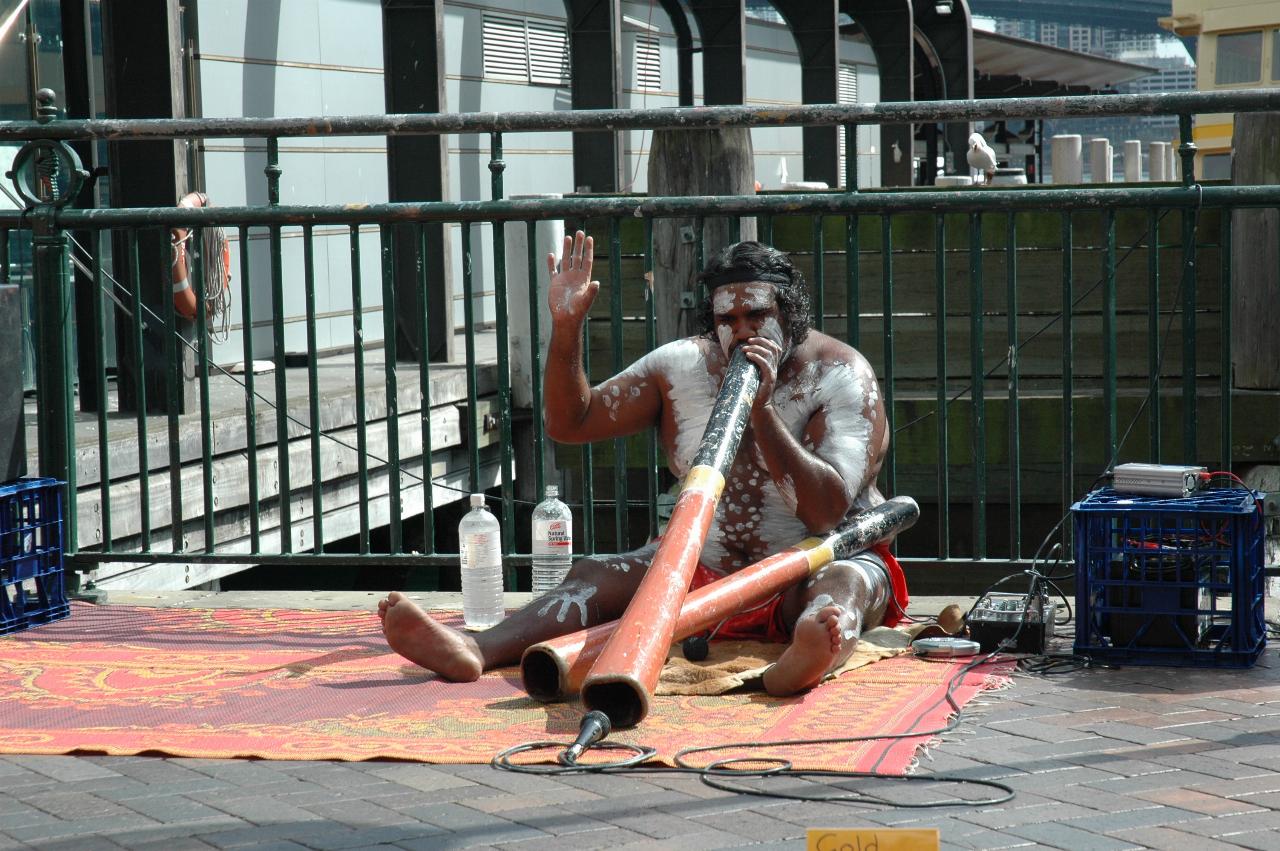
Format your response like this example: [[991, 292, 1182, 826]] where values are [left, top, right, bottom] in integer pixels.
[[1112, 463, 1207, 498], [968, 591, 1057, 654]]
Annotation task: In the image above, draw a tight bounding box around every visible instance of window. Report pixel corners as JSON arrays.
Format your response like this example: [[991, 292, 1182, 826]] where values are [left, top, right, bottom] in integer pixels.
[[1202, 153, 1231, 180], [1273, 29, 1280, 81], [836, 64, 858, 186], [527, 21, 570, 86], [483, 14, 569, 86], [1215, 30, 1262, 85], [634, 35, 661, 92]]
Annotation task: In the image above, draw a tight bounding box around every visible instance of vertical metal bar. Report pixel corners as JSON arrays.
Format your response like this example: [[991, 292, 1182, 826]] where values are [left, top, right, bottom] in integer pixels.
[[238, 226, 261, 553], [350, 225, 370, 554], [968, 212, 986, 560], [269, 222, 291, 552], [1061, 213, 1075, 542], [758, 214, 773, 245], [265, 136, 282, 205], [488, 133, 515, 571], [526, 221, 545, 502], [303, 225, 323, 554], [581, 311, 595, 553], [90, 231, 111, 550], [643, 217, 659, 540], [580, 212, 596, 553], [418, 224, 436, 556], [811, 215, 825, 333], [846, 213, 859, 349], [462, 223, 480, 492], [266, 137, 291, 553], [1005, 214, 1021, 560], [193, 225, 215, 552], [696, 216, 706, 278], [380, 224, 402, 553], [30, 209, 77, 552], [128, 231, 151, 550], [609, 216, 628, 552], [934, 214, 949, 558], [1179, 114, 1198, 464], [729, 215, 741, 244], [163, 226, 183, 553], [844, 124, 858, 190], [1103, 209, 1117, 466], [1180, 209, 1197, 464], [1219, 210, 1232, 471], [1178, 113, 1197, 188], [1147, 208, 1161, 463], [881, 215, 895, 498]]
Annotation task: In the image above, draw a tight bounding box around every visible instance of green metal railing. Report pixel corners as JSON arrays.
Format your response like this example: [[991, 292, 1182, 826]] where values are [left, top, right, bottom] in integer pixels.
[[3, 89, 1278, 587]]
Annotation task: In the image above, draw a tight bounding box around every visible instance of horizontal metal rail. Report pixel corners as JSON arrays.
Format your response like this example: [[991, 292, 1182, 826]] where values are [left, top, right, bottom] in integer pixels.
[[3, 185, 1279, 231], [1, 89, 1278, 141]]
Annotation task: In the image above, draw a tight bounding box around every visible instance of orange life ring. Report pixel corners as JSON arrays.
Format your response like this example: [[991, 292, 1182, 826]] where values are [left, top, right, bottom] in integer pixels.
[[171, 191, 231, 321]]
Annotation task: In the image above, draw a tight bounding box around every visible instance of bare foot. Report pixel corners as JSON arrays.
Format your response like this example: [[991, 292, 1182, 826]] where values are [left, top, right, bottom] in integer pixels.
[[379, 591, 484, 681], [763, 604, 854, 697]]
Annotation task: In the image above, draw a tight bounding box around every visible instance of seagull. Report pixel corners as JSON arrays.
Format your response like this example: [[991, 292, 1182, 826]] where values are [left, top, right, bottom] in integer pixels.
[[967, 132, 998, 184]]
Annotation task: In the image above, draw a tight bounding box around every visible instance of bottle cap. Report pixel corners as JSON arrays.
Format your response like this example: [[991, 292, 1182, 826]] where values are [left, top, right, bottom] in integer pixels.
[[470, 494, 485, 509], [545, 485, 558, 499]]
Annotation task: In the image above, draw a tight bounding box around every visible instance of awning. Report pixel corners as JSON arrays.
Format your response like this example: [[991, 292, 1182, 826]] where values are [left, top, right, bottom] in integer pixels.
[[973, 30, 1156, 96]]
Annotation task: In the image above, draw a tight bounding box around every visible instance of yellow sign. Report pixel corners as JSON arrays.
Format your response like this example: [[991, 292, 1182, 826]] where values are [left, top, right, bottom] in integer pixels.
[[808, 828, 939, 851]]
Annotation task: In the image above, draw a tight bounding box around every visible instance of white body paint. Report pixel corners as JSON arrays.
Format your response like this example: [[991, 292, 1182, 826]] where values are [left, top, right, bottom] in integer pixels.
[[536, 585, 597, 626], [621, 337, 879, 573]]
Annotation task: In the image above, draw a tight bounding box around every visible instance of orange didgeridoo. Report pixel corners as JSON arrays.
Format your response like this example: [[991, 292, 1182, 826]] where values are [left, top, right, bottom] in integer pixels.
[[521, 496, 920, 707], [578, 347, 760, 728]]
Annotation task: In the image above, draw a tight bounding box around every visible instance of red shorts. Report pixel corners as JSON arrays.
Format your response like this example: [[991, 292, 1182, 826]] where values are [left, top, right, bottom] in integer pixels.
[[687, 542, 910, 643]]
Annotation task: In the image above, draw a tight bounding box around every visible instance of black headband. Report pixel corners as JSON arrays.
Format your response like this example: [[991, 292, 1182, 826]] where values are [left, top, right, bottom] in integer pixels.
[[703, 269, 793, 289]]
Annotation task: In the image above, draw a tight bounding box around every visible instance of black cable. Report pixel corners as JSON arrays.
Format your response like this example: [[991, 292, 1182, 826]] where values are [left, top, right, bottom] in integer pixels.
[[1018, 654, 1092, 675], [493, 652, 1017, 808]]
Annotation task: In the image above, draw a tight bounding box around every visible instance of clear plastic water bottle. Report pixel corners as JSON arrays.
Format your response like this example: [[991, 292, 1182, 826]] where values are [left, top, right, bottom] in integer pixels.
[[531, 485, 573, 594], [458, 494, 504, 629]]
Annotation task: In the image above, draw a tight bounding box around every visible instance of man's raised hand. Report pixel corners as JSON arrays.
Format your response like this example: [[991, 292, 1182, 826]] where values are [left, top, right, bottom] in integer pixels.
[[547, 230, 599, 325]]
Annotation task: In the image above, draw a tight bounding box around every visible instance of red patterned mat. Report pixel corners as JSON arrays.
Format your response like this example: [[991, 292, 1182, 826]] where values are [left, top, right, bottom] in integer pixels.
[[0, 604, 1010, 772]]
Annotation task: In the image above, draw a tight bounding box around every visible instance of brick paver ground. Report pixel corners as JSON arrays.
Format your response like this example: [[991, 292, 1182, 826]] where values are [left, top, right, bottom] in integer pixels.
[[0, 591, 1276, 850]]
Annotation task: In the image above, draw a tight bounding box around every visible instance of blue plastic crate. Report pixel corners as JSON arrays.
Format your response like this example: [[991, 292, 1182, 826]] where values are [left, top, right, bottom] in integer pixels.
[[0, 478, 70, 635], [1072, 487, 1266, 667]]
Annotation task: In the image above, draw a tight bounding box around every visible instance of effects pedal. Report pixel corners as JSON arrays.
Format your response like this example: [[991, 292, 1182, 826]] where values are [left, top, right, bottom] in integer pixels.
[[967, 592, 1056, 654]]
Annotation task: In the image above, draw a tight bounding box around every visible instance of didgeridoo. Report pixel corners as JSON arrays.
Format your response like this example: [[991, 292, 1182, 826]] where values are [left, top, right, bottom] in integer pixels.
[[579, 347, 761, 728], [521, 496, 920, 704]]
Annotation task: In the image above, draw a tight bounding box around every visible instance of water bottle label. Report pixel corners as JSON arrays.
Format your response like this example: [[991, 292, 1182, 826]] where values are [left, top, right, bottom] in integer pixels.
[[462, 533, 501, 569], [534, 519, 571, 548]]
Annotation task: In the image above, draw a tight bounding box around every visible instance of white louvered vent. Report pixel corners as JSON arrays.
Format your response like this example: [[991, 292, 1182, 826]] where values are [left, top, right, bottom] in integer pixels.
[[483, 15, 529, 81], [634, 35, 661, 92], [527, 20, 570, 86], [838, 63, 858, 103], [837, 63, 859, 186]]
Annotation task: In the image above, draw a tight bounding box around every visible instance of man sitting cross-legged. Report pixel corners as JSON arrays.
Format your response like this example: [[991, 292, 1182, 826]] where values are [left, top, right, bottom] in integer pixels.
[[379, 231, 909, 696]]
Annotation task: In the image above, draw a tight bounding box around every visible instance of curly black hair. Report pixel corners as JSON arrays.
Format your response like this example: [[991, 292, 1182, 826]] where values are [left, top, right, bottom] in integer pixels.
[[693, 241, 812, 346]]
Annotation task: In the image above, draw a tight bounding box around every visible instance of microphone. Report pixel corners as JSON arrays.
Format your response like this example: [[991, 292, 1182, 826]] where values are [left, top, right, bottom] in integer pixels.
[[562, 710, 611, 764]]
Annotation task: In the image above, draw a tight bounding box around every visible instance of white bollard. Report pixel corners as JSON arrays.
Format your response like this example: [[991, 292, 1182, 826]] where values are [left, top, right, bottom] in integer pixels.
[[1051, 135, 1083, 184], [1090, 138, 1113, 183], [1149, 142, 1169, 181], [504, 196, 565, 409], [1124, 140, 1142, 182], [1167, 145, 1179, 182]]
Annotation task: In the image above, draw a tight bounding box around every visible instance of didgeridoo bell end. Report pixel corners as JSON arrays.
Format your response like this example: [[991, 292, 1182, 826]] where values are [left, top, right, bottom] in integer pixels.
[[581, 674, 650, 730]]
